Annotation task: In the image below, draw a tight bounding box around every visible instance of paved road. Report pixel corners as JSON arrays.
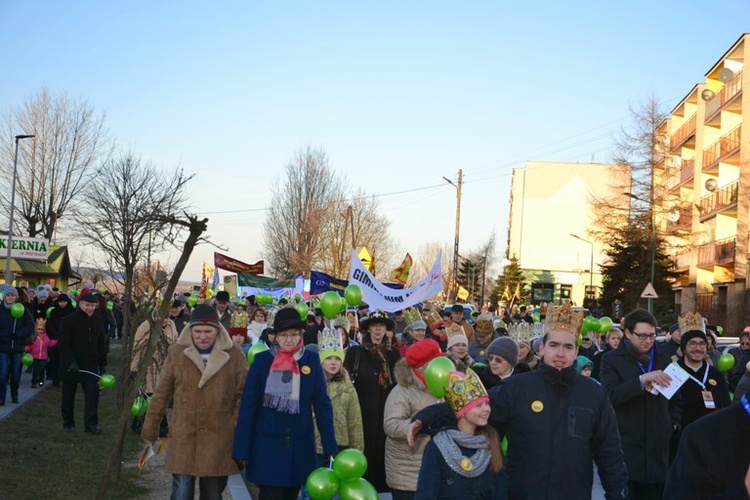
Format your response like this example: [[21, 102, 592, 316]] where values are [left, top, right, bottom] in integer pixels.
[[0, 366, 46, 420]]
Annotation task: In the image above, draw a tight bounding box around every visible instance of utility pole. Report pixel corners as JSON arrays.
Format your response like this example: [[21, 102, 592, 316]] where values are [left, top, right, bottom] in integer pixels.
[[444, 169, 463, 301]]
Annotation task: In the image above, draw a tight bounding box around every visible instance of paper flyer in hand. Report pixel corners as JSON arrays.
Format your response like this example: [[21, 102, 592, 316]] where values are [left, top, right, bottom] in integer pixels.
[[649, 362, 690, 400]]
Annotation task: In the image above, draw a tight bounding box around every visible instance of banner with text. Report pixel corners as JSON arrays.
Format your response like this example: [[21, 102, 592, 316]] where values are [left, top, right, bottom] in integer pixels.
[[238, 274, 304, 300], [214, 252, 264, 275], [348, 250, 442, 312], [309, 270, 348, 296], [0, 236, 49, 260]]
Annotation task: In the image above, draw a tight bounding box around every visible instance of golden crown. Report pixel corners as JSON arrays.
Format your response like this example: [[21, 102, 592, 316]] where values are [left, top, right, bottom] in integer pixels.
[[508, 322, 531, 343], [678, 312, 705, 334], [474, 313, 494, 334], [546, 302, 583, 340], [425, 310, 443, 329], [445, 368, 489, 417], [403, 307, 422, 327], [447, 323, 465, 338]]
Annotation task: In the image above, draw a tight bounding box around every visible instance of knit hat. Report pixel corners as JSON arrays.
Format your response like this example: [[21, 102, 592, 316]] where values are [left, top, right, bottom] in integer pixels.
[[318, 326, 345, 362], [576, 355, 594, 374], [37, 289, 49, 299], [680, 330, 708, 351], [189, 304, 221, 329], [405, 339, 443, 368], [57, 293, 70, 302], [79, 293, 99, 303], [447, 334, 469, 351], [487, 337, 519, 367], [215, 291, 230, 302], [669, 322, 680, 334], [229, 327, 247, 343], [1, 284, 18, 296]]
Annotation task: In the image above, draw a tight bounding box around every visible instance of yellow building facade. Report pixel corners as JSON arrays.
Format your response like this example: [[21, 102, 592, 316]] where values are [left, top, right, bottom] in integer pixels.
[[662, 33, 749, 334], [507, 161, 626, 306]]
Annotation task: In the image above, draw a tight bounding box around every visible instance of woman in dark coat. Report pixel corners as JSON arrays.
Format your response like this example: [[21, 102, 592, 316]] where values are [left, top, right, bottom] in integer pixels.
[[0, 285, 35, 405], [233, 307, 337, 500], [343, 310, 401, 492]]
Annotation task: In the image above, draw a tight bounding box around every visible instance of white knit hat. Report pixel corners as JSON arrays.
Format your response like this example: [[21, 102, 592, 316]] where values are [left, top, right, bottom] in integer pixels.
[[447, 334, 469, 350]]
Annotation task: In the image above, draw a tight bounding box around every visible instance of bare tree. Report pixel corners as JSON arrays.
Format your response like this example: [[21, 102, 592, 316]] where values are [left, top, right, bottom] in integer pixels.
[[0, 88, 111, 240], [76, 151, 193, 350], [263, 145, 345, 276]]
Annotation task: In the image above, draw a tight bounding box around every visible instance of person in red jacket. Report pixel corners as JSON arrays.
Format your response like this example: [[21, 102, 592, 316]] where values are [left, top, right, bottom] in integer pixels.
[[26, 319, 57, 387]]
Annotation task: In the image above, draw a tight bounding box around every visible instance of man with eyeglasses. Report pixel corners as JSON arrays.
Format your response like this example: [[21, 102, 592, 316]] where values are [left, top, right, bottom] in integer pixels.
[[600, 308, 682, 500], [675, 316, 730, 432]]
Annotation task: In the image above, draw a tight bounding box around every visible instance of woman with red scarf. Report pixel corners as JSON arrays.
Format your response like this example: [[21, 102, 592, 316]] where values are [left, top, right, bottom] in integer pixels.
[[343, 310, 402, 492], [233, 307, 337, 500]]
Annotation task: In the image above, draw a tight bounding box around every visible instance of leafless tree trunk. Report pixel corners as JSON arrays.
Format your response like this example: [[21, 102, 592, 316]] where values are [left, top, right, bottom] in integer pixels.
[[0, 88, 112, 240]]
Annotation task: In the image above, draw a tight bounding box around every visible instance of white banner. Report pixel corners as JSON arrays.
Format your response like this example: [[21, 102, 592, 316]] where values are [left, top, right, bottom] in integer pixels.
[[0, 236, 49, 260], [348, 250, 443, 313]]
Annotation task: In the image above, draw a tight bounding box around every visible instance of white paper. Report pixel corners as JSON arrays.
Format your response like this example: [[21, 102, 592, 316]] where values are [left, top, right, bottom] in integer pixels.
[[649, 363, 690, 400]]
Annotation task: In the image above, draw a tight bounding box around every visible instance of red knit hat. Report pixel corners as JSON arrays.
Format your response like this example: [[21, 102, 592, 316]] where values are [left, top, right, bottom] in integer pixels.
[[229, 327, 247, 343], [405, 339, 443, 368]]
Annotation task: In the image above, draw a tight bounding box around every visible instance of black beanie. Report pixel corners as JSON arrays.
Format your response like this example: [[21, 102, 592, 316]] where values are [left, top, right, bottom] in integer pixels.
[[190, 304, 220, 329], [487, 337, 519, 368], [680, 330, 707, 351]]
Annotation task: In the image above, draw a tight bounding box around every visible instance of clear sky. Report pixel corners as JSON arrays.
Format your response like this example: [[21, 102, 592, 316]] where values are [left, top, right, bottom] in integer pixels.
[[1, 1, 748, 282]]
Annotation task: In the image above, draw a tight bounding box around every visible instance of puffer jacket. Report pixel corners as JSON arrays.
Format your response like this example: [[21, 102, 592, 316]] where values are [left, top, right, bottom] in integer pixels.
[[0, 303, 35, 353], [383, 358, 438, 491], [25, 332, 57, 360], [315, 372, 364, 454]]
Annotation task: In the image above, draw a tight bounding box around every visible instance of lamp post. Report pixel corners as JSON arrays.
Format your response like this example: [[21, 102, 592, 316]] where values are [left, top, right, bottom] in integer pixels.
[[570, 234, 594, 305], [443, 169, 463, 301], [5, 134, 35, 284], [625, 192, 656, 314]]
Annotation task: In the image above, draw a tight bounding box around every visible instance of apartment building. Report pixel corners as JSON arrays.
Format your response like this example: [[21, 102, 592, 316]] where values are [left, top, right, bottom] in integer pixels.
[[664, 33, 749, 334], [507, 161, 626, 306]]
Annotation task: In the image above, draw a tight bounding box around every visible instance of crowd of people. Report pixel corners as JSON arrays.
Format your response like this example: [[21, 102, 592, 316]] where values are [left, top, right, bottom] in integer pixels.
[[5, 282, 750, 499]]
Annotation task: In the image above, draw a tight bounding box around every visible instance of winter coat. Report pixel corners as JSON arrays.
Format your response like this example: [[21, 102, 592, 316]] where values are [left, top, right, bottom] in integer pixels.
[[343, 342, 401, 492], [31, 297, 52, 320], [599, 341, 681, 484], [142, 323, 248, 477], [46, 301, 75, 340], [383, 359, 437, 491], [58, 308, 107, 382], [415, 439, 507, 500], [170, 310, 190, 333], [233, 348, 337, 487], [214, 307, 232, 332], [733, 362, 750, 402], [130, 319, 179, 394], [314, 373, 364, 454], [446, 353, 474, 373], [664, 403, 750, 499], [488, 364, 628, 499], [676, 358, 731, 429], [468, 334, 497, 364], [25, 332, 57, 360], [0, 303, 35, 353]]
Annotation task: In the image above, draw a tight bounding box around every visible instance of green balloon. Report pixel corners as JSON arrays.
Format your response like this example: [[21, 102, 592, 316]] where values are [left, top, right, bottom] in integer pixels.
[[21, 352, 33, 367], [71, 299, 77, 308], [187, 296, 198, 307], [46, 307, 54, 318], [344, 284, 363, 306], [502, 436, 508, 455], [425, 356, 455, 398], [340, 295, 347, 312], [717, 353, 735, 373], [338, 478, 378, 500], [470, 362, 487, 371], [100, 374, 116, 389], [332, 449, 368, 482], [599, 316, 613, 333], [295, 293, 302, 302], [10, 302, 24, 319], [247, 342, 269, 365], [531, 313, 541, 323], [583, 315, 600, 332], [577, 335, 583, 348], [320, 291, 341, 319], [305, 467, 340, 500], [296, 302, 309, 320], [716, 325, 724, 335], [107, 300, 114, 311], [131, 396, 146, 417]]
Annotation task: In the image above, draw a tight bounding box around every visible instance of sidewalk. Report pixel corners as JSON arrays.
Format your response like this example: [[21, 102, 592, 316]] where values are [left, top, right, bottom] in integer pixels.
[[0, 365, 47, 420]]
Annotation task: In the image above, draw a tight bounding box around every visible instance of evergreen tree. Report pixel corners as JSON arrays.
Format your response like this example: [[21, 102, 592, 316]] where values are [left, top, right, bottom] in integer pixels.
[[490, 255, 529, 305], [456, 255, 485, 303], [599, 220, 677, 323]]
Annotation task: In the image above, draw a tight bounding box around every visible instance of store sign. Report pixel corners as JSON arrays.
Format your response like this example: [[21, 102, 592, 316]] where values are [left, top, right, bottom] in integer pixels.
[[0, 236, 49, 260]]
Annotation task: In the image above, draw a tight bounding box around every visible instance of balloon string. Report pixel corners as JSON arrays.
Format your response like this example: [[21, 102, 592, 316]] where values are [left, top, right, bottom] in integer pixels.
[[78, 370, 103, 379]]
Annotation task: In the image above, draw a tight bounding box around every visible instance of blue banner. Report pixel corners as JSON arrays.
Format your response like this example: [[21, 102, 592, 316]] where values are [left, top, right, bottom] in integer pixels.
[[309, 271, 348, 296]]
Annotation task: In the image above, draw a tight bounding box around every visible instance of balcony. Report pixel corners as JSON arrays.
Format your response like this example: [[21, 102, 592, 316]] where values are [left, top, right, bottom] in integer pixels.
[[666, 205, 693, 232], [705, 70, 743, 123], [696, 237, 736, 267], [702, 125, 742, 171], [670, 114, 697, 150], [666, 159, 695, 190], [699, 180, 738, 218], [674, 250, 691, 271]]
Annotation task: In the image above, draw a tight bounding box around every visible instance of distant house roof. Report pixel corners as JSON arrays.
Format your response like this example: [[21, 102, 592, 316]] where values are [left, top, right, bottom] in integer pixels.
[[0, 245, 78, 278]]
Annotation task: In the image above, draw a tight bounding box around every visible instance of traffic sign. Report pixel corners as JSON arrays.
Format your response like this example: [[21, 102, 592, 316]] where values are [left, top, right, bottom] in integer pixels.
[[640, 283, 659, 299]]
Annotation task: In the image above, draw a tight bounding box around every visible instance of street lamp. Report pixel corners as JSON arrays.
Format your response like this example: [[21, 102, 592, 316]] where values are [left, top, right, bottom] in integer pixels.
[[443, 169, 463, 301], [625, 192, 656, 314], [5, 134, 35, 284], [570, 234, 594, 305]]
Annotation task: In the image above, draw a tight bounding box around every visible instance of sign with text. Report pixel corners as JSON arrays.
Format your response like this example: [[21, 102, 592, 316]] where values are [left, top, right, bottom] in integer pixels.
[[214, 252, 264, 275], [0, 236, 49, 260]]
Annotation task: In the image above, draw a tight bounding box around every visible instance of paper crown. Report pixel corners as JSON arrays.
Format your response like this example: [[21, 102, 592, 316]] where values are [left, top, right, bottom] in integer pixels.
[[424, 310, 444, 329], [446, 323, 465, 338], [35, 318, 46, 329], [318, 326, 345, 362], [545, 302, 583, 340], [444, 368, 489, 418], [508, 322, 532, 343], [678, 312, 705, 334], [331, 317, 347, 330], [474, 313, 494, 334], [403, 307, 422, 328], [230, 310, 248, 329]]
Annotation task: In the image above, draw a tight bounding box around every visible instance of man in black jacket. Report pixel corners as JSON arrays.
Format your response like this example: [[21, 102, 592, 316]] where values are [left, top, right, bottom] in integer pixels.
[[58, 293, 107, 434], [600, 308, 681, 500], [45, 293, 75, 386], [410, 302, 629, 499]]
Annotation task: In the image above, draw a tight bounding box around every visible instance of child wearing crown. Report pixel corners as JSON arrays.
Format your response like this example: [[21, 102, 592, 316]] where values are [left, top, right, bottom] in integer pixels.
[[25, 319, 57, 387], [415, 368, 506, 499]]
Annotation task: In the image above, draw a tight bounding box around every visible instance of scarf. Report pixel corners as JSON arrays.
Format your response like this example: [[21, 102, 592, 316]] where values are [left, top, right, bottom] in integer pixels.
[[624, 338, 652, 366], [433, 429, 491, 478], [362, 337, 392, 389], [263, 340, 304, 414]]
